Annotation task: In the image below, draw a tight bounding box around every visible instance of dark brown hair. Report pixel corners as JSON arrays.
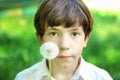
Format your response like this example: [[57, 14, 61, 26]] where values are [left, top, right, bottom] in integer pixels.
[[34, 0, 93, 38]]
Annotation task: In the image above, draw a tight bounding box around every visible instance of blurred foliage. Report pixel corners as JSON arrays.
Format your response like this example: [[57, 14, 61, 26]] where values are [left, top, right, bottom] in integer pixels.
[[0, 0, 41, 10], [0, 6, 120, 80]]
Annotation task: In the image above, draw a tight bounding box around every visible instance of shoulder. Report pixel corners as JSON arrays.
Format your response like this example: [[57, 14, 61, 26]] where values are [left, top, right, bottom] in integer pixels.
[[15, 59, 46, 80], [83, 59, 113, 80]]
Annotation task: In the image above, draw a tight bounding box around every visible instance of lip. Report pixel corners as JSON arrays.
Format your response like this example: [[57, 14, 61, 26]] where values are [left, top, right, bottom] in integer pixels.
[[58, 56, 71, 58]]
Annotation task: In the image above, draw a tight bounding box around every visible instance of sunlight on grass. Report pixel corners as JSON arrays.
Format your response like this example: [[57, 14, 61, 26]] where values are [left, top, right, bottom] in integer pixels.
[[0, 15, 35, 37], [95, 23, 119, 41], [7, 8, 23, 16], [84, 0, 120, 12], [95, 27, 108, 40]]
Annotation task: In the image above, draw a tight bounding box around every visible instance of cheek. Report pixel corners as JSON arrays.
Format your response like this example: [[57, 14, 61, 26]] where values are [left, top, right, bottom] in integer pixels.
[[74, 38, 85, 47], [75, 44, 84, 52], [73, 40, 85, 52]]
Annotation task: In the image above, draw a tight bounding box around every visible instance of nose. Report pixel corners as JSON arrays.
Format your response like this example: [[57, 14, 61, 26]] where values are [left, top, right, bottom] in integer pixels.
[[58, 34, 70, 50]]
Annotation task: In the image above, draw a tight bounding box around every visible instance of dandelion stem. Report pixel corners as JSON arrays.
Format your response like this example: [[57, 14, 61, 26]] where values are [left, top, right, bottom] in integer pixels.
[[48, 60, 52, 80]]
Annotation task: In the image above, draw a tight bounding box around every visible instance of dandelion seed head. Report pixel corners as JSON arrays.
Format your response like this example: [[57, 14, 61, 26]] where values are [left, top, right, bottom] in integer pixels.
[[40, 42, 59, 59]]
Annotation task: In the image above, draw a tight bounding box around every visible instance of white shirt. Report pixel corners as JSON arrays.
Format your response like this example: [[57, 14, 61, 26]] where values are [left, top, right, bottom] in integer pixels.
[[15, 57, 113, 80]]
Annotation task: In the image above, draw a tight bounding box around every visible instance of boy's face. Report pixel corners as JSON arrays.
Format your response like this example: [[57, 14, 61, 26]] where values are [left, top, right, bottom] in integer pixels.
[[37, 25, 90, 66]]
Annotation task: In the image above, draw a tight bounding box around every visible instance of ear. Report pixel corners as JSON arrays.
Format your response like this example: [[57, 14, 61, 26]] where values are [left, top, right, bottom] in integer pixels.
[[36, 32, 42, 44], [83, 34, 90, 48]]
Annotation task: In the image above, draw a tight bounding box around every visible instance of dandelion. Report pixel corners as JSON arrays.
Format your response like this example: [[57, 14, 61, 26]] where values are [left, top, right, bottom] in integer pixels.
[[40, 42, 59, 80], [40, 42, 59, 59]]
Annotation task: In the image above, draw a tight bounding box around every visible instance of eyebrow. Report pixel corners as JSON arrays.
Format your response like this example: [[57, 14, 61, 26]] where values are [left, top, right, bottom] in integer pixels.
[[69, 27, 83, 31], [47, 26, 82, 32], [47, 27, 60, 31]]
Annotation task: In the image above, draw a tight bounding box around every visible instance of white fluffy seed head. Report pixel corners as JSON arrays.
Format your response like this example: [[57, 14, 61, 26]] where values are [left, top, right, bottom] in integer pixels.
[[40, 42, 59, 59]]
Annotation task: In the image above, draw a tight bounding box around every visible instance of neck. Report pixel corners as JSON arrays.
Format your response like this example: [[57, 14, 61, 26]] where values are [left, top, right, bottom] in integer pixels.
[[48, 58, 81, 80]]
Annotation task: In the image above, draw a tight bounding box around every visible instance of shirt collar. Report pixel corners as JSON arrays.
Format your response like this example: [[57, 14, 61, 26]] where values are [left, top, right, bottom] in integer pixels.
[[74, 57, 93, 80], [41, 59, 49, 76]]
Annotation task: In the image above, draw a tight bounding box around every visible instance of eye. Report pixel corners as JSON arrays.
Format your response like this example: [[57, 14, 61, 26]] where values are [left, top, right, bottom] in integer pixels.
[[49, 32, 58, 37], [71, 32, 80, 37]]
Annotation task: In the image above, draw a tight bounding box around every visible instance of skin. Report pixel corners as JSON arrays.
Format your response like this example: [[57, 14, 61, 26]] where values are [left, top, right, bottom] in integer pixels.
[[36, 25, 90, 80]]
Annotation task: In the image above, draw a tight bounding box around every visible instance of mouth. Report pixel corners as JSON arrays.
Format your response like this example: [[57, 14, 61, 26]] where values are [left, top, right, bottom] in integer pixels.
[[58, 56, 71, 59]]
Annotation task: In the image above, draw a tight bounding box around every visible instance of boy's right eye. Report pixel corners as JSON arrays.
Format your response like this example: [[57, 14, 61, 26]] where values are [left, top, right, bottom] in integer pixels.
[[49, 32, 58, 37]]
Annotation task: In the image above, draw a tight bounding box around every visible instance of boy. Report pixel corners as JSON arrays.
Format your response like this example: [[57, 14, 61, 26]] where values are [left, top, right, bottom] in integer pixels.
[[15, 0, 113, 80]]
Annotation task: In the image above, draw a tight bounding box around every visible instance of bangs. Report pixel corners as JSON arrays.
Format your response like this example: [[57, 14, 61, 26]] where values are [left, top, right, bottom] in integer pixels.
[[46, 0, 88, 28]]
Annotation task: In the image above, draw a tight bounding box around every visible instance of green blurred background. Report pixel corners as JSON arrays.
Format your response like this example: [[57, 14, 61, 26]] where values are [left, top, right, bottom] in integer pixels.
[[0, 0, 120, 80]]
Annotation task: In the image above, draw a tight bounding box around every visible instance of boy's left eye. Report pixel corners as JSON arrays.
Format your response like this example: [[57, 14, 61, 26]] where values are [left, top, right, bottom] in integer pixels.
[[71, 32, 80, 37]]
